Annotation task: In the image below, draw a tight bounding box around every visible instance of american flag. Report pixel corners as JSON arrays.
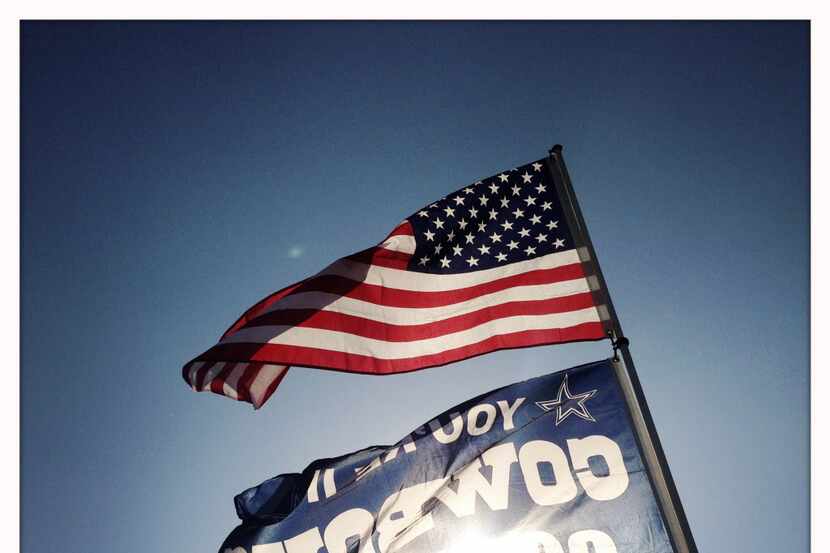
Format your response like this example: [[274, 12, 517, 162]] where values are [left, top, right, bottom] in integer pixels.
[[183, 158, 608, 408]]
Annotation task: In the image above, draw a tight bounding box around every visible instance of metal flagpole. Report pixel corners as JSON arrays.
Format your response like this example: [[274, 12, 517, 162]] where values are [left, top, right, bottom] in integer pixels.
[[545, 145, 698, 553]]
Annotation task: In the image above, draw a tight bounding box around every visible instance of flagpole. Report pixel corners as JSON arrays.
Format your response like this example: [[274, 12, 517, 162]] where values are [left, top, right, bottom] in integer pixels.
[[546, 145, 698, 553]]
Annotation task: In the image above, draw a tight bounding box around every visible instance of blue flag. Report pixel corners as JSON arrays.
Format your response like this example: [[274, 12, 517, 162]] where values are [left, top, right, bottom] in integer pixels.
[[220, 359, 673, 553]]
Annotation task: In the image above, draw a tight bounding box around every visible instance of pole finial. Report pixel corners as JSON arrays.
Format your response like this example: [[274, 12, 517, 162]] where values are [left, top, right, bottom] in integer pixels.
[[549, 144, 564, 156]]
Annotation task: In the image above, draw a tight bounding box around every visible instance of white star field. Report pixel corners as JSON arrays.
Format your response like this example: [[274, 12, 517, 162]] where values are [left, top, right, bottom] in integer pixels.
[[408, 160, 572, 273]]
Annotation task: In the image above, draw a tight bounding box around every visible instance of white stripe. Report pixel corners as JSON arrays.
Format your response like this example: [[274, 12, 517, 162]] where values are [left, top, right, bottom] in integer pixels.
[[323, 469, 337, 498], [250, 277, 591, 327], [317, 249, 581, 292], [248, 364, 287, 408], [222, 308, 600, 359], [200, 362, 226, 391], [307, 469, 321, 503], [187, 361, 204, 389], [379, 233, 416, 254], [222, 363, 247, 400]]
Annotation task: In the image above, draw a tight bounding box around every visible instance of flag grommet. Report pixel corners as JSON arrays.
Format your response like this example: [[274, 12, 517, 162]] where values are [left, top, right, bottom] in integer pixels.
[[612, 336, 630, 361]]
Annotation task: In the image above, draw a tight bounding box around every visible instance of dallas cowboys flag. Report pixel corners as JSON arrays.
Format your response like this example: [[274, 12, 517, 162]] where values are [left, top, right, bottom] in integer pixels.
[[219, 359, 674, 553]]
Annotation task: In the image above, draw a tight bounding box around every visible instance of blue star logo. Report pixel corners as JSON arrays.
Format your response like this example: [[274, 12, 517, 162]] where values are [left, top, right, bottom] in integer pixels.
[[536, 374, 598, 426]]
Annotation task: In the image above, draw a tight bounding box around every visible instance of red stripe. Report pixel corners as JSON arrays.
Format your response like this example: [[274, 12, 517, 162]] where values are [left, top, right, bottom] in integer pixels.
[[346, 247, 411, 270], [182, 361, 205, 388], [182, 361, 194, 384], [384, 221, 414, 238], [239, 292, 597, 342], [238, 263, 587, 326], [235, 362, 264, 403], [222, 281, 308, 339], [193, 361, 216, 390], [196, 322, 606, 375], [220, 221, 413, 339], [219, 250, 583, 343], [209, 362, 236, 395], [185, 361, 289, 407]]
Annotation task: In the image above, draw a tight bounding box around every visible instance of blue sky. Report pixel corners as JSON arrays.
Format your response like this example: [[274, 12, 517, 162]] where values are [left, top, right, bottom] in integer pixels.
[[21, 21, 808, 553]]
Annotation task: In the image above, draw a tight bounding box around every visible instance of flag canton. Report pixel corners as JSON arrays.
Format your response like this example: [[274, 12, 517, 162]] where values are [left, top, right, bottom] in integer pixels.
[[406, 159, 576, 273]]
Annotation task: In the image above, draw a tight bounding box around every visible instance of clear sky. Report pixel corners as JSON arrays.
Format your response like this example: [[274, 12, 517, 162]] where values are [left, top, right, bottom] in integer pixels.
[[21, 21, 809, 553]]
